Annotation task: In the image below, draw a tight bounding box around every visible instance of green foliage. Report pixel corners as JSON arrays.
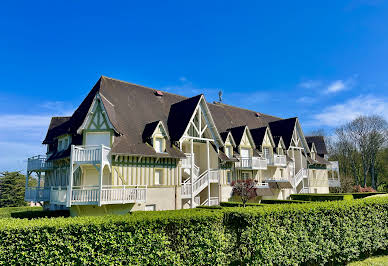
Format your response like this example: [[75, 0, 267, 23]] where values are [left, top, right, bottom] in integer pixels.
[[0, 172, 35, 207], [0, 197, 387, 265], [220, 201, 265, 207], [291, 193, 354, 201], [196, 205, 223, 209], [260, 199, 309, 204]]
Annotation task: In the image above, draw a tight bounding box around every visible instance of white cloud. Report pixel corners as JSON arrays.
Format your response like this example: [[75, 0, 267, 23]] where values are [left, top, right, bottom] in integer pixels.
[[297, 96, 316, 104], [311, 95, 388, 127], [0, 114, 52, 129], [299, 80, 322, 89], [326, 80, 346, 93]]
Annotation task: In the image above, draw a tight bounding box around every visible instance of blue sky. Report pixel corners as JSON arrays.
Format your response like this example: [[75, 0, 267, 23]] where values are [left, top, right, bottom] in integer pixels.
[[1, 1, 388, 171]]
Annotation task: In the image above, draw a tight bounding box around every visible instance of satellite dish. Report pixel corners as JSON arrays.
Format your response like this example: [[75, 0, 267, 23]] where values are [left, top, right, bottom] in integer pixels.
[[218, 90, 223, 102]]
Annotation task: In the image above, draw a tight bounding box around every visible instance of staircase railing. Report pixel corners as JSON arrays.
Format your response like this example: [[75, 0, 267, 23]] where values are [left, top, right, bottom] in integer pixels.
[[293, 168, 307, 188]]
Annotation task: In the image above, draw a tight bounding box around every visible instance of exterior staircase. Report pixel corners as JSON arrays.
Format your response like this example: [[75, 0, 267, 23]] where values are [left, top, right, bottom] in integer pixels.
[[293, 168, 309, 193]]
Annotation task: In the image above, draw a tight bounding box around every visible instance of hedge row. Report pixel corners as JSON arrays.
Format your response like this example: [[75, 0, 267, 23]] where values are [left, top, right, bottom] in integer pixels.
[[220, 201, 265, 207], [0, 197, 387, 265], [291, 193, 354, 201], [0, 206, 69, 219]]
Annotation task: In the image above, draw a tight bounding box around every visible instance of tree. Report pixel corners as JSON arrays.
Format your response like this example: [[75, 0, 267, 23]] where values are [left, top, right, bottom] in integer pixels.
[[231, 179, 257, 207], [0, 171, 36, 207]]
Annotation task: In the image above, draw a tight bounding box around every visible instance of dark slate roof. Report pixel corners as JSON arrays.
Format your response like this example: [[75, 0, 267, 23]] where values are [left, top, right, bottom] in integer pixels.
[[228, 126, 247, 146], [43, 76, 287, 157], [273, 136, 281, 147], [167, 94, 202, 141], [250, 126, 267, 148], [43, 117, 71, 144], [305, 136, 328, 155], [142, 121, 161, 142], [268, 118, 297, 149], [220, 132, 229, 143], [315, 154, 330, 165]]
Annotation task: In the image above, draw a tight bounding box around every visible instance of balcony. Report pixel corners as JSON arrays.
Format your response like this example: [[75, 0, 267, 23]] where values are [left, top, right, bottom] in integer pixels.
[[235, 157, 267, 170], [27, 155, 53, 172], [25, 187, 50, 202], [72, 145, 111, 166]]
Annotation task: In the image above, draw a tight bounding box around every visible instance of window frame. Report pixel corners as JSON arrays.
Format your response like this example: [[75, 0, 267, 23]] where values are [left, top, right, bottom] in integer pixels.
[[154, 168, 164, 185]]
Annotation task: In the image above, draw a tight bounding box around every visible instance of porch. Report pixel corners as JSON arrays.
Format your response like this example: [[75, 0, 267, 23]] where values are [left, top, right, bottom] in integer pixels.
[[235, 156, 267, 170]]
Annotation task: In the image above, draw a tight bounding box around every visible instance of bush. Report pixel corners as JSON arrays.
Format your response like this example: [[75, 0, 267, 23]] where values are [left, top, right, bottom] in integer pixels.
[[290, 193, 354, 201], [351, 192, 386, 199], [196, 205, 223, 210], [0, 198, 387, 265], [260, 199, 309, 204], [0, 206, 69, 219], [220, 201, 265, 207], [354, 185, 376, 193]]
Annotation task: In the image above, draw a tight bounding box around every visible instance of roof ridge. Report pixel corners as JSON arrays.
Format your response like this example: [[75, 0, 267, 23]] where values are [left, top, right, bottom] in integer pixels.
[[101, 75, 189, 100], [209, 102, 281, 119]]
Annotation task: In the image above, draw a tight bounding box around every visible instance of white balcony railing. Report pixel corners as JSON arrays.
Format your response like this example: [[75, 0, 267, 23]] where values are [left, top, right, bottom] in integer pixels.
[[209, 169, 219, 183], [236, 157, 267, 170], [201, 197, 219, 206], [50, 186, 68, 205], [273, 155, 287, 166], [256, 182, 270, 189], [27, 155, 53, 172], [71, 186, 99, 204], [72, 145, 111, 165], [25, 187, 51, 202]]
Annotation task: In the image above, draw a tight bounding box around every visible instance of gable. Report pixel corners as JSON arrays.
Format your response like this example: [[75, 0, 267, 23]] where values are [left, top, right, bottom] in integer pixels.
[[78, 95, 114, 133], [239, 127, 255, 149]]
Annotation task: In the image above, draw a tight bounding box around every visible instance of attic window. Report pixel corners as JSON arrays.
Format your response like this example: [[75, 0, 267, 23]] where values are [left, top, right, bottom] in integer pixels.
[[255, 113, 261, 117], [155, 90, 164, 96]]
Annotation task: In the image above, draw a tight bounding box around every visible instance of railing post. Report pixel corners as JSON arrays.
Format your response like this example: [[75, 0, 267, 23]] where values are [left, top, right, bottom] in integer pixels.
[[206, 140, 210, 206], [98, 144, 104, 206], [190, 139, 194, 208], [67, 145, 74, 207]]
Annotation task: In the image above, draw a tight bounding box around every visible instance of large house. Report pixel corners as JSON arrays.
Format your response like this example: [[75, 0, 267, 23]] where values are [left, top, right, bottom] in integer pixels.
[[25, 76, 340, 216]]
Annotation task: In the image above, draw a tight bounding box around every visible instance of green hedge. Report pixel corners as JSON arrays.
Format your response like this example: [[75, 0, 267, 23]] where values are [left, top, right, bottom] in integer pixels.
[[260, 199, 309, 204], [220, 201, 265, 207], [290, 193, 354, 201], [0, 206, 69, 219], [351, 192, 386, 199], [0, 197, 387, 265]]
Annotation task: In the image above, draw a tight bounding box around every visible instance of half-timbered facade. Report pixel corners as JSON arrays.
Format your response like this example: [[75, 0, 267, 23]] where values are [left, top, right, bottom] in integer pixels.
[[25, 76, 340, 215]]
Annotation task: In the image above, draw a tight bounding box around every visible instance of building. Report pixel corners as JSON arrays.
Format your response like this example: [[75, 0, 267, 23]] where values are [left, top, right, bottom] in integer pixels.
[[25, 76, 340, 216]]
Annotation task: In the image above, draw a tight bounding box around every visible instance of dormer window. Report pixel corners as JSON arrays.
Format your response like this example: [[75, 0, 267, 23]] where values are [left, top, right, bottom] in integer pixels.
[[225, 146, 232, 158], [263, 147, 270, 159], [154, 137, 164, 153], [277, 147, 284, 155], [311, 151, 316, 160], [57, 135, 71, 151]]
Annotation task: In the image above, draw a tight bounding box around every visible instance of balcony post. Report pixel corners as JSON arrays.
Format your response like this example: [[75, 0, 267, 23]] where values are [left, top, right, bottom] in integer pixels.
[[98, 144, 104, 206], [25, 169, 29, 200], [190, 139, 194, 208], [206, 140, 210, 206], [66, 145, 74, 207]]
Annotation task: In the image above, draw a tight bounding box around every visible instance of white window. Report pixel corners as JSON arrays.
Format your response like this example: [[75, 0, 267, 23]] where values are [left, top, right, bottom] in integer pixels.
[[154, 138, 164, 153], [263, 147, 270, 159], [240, 148, 250, 158], [64, 138, 69, 150], [241, 172, 250, 180], [154, 169, 163, 185], [145, 204, 156, 211], [227, 171, 232, 184], [85, 132, 110, 147], [225, 146, 232, 158]]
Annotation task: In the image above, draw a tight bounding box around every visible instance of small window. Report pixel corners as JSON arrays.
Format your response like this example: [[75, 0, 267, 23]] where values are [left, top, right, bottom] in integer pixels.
[[240, 148, 250, 158], [225, 146, 232, 158], [241, 172, 250, 180], [145, 204, 156, 211], [154, 169, 163, 185], [263, 147, 270, 159], [227, 171, 232, 184], [154, 138, 164, 153]]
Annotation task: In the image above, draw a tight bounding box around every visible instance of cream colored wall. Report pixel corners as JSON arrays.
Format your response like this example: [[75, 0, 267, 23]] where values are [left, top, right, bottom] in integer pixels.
[[220, 185, 233, 202], [308, 169, 329, 187], [80, 165, 110, 186], [111, 156, 180, 186], [239, 129, 254, 156], [145, 187, 177, 210], [70, 203, 135, 216]]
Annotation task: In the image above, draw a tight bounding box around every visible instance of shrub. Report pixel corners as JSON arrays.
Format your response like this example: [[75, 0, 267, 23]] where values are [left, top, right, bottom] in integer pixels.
[[196, 205, 223, 210], [0, 197, 387, 265], [220, 201, 265, 207], [0, 206, 69, 219], [260, 199, 309, 204], [354, 185, 376, 193], [290, 193, 354, 201], [230, 179, 258, 207]]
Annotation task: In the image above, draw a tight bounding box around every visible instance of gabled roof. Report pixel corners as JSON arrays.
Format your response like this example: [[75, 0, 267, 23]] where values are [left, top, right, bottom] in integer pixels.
[[250, 127, 267, 148], [268, 117, 297, 149], [220, 131, 236, 147], [43, 116, 71, 144], [305, 136, 328, 155], [228, 125, 256, 149], [142, 120, 169, 142], [273, 136, 286, 149], [167, 94, 202, 141], [43, 76, 298, 157]]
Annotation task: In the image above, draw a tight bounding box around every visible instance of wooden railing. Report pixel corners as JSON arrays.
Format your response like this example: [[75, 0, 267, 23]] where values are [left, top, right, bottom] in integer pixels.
[[71, 186, 99, 204], [201, 197, 219, 206], [72, 145, 111, 165], [27, 155, 53, 172], [25, 187, 51, 202], [181, 153, 199, 176], [293, 168, 308, 188], [236, 157, 267, 170], [209, 169, 219, 183], [50, 186, 68, 205], [273, 155, 287, 166]]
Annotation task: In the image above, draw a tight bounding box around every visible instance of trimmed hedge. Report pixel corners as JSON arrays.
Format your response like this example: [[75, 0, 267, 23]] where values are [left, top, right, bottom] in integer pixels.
[[260, 199, 309, 204], [0, 197, 387, 265], [351, 192, 387, 199], [0, 206, 69, 219], [290, 193, 354, 201], [220, 201, 265, 207]]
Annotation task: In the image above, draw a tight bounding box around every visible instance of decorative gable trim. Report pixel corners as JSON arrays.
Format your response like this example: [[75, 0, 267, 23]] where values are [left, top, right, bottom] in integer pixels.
[[261, 127, 275, 148], [239, 126, 256, 150], [77, 93, 119, 134]]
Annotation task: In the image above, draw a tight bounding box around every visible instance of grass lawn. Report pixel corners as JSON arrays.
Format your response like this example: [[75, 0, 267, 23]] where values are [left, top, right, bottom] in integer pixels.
[[348, 255, 388, 266]]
